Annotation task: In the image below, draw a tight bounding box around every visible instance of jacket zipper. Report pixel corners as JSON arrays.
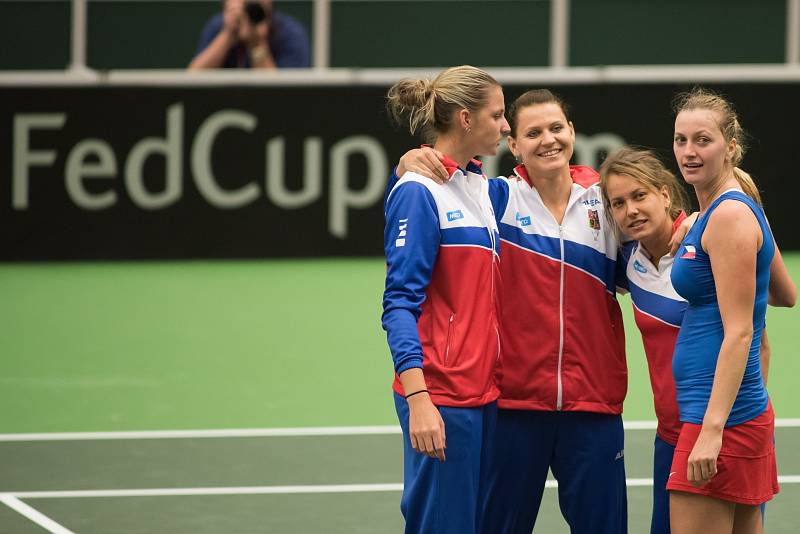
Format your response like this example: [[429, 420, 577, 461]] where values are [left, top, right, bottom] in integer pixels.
[[462, 172, 501, 363], [444, 313, 455, 365], [495, 325, 501, 362], [557, 224, 565, 410], [482, 180, 500, 362]]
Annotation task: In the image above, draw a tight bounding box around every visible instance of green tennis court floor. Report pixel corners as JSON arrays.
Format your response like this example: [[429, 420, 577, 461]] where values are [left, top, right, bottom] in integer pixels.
[[1, 424, 799, 533]]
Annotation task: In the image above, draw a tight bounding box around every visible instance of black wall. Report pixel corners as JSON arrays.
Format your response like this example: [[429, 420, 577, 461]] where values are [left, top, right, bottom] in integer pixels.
[[1, 83, 797, 260]]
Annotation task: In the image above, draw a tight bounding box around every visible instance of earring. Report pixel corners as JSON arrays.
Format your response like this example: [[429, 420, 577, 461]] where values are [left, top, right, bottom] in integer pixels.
[[465, 126, 471, 133]]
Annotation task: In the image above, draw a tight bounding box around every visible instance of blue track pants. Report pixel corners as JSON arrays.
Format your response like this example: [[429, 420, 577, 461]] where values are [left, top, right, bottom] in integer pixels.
[[394, 393, 497, 534], [480, 409, 627, 534]]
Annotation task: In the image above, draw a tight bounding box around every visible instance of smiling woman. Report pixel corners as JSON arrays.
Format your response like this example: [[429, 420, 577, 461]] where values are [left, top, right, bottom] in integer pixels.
[[391, 88, 629, 534], [506, 89, 575, 179]]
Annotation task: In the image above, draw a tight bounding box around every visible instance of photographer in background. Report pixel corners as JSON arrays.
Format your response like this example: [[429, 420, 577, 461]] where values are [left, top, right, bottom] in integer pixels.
[[189, 0, 310, 70]]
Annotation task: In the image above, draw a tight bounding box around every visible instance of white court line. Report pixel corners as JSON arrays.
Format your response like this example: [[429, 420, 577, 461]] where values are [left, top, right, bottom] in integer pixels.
[[0, 420, 798, 442], [0, 495, 77, 534], [3, 484, 404, 499], [4, 476, 800, 499], [0, 426, 402, 442]]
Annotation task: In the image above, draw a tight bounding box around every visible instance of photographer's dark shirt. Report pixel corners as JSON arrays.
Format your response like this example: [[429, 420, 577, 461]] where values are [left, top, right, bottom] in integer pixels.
[[195, 11, 311, 68]]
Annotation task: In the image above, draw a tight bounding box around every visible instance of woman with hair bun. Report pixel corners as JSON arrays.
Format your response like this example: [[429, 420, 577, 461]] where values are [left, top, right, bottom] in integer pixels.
[[382, 65, 510, 534], [668, 87, 796, 533]]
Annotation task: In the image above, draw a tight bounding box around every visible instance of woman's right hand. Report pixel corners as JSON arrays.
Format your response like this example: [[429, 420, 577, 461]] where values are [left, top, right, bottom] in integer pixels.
[[398, 147, 449, 184], [686, 426, 722, 487], [407, 392, 447, 461], [669, 211, 698, 256]]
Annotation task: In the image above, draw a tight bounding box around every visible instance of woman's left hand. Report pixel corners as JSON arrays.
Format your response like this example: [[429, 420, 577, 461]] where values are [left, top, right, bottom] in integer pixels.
[[686, 427, 722, 487]]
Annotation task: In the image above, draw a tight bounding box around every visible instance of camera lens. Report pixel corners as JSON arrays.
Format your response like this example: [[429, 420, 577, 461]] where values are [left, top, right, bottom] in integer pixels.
[[244, 1, 266, 24]]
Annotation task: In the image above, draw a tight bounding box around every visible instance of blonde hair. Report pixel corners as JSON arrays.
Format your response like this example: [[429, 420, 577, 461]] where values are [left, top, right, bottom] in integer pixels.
[[599, 146, 691, 222], [672, 87, 762, 205], [386, 65, 500, 143]]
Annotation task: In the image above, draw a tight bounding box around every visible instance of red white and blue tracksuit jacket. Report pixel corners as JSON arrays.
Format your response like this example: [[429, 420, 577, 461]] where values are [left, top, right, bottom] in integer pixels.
[[491, 165, 627, 413], [382, 158, 501, 408], [618, 213, 688, 445]]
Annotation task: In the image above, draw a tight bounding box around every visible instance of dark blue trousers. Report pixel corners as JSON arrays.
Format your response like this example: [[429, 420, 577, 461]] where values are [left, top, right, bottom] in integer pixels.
[[394, 393, 497, 534], [652, 435, 674, 534], [480, 409, 627, 534]]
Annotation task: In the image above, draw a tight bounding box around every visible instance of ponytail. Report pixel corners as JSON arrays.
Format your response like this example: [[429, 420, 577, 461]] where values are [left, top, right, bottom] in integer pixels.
[[732, 167, 762, 206], [386, 78, 436, 138], [386, 65, 500, 143]]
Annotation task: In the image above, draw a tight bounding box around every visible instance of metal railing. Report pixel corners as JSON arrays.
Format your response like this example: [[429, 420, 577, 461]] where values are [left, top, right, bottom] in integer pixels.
[[1, 0, 799, 86], [60, 0, 800, 72]]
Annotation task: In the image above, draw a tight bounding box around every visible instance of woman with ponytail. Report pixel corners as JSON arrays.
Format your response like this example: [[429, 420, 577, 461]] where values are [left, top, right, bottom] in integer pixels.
[[600, 146, 795, 534], [667, 87, 796, 533], [382, 65, 510, 534]]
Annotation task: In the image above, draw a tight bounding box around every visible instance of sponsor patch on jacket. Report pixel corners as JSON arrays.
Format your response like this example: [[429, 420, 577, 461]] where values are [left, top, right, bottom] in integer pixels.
[[633, 259, 647, 274], [681, 245, 696, 259], [446, 210, 464, 222], [515, 212, 531, 226]]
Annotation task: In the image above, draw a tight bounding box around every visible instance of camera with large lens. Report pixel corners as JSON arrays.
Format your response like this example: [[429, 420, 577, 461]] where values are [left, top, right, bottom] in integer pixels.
[[244, 1, 268, 24]]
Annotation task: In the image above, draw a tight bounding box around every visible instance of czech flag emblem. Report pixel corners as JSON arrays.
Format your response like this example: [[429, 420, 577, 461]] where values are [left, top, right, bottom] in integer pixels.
[[681, 245, 696, 259]]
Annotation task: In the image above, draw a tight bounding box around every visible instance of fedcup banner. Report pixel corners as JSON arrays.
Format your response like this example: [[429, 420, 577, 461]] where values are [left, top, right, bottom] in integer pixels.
[[1, 84, 797, 260]]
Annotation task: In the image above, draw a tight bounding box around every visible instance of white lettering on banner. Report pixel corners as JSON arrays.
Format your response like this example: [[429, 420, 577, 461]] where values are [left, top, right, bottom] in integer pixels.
[[266, 137, 322, 208], [481, 133, 627, 177], [13, 113, 67, 209], [65, 139, 118, 209], [191, 109, 260, 209], [329, 136, 388, 239], [125, 103, 184, 210], [9, 108, 387, 239]]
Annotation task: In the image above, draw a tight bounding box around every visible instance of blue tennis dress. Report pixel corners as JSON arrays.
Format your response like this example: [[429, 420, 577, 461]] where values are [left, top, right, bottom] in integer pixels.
[[670, 190, 773, 426]]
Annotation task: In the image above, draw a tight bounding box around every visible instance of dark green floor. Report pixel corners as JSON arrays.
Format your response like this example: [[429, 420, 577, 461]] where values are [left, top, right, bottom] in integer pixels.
[[4, 486, 800, 534], [0, 428, 798, 533]]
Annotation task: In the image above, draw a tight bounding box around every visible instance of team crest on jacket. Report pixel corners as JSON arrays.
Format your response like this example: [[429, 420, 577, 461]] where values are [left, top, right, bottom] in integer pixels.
[[588, 209, 600, 239]]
